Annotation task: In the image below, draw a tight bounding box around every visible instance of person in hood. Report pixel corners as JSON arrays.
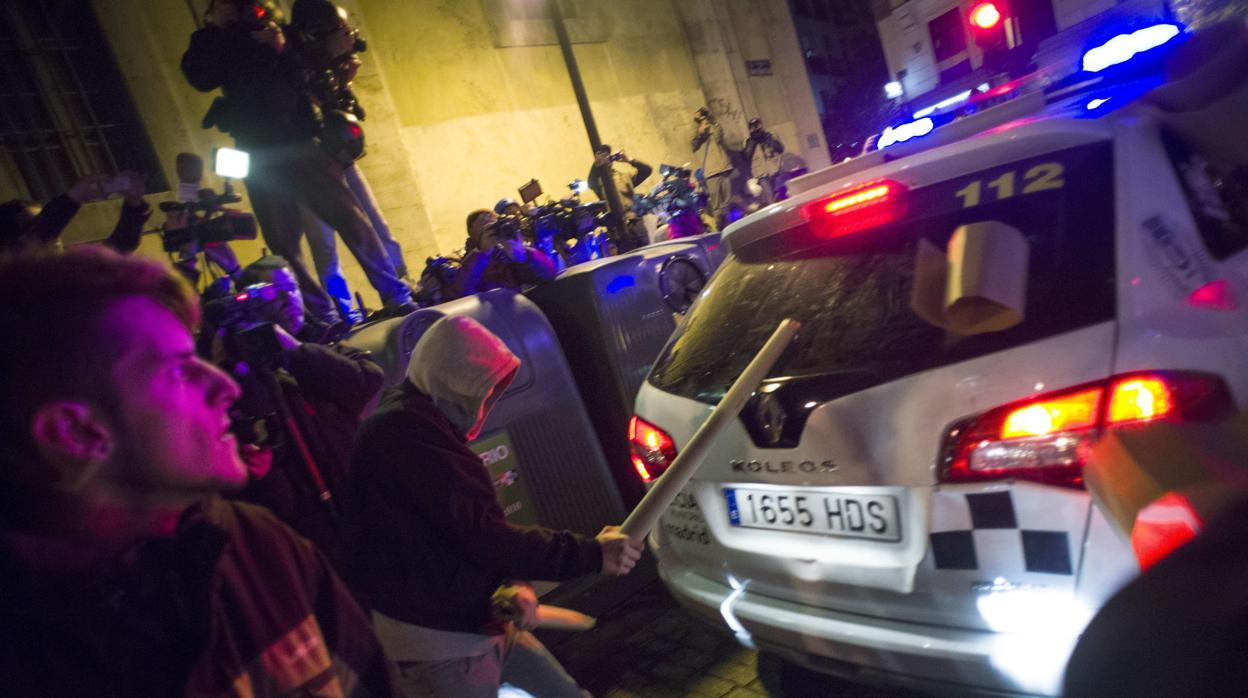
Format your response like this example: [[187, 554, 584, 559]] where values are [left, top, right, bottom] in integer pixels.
[[342, 315, 643, 697], [0, 247, 396, 696]]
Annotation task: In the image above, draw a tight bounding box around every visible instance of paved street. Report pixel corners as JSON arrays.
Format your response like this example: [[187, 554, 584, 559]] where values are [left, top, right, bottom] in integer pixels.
[[544, 579, 929, 698], [545, 579, 768, 698]]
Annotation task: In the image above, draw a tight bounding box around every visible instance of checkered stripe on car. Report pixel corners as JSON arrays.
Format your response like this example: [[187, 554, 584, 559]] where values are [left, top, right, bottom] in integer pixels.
[[927, 489, 1085, 576]]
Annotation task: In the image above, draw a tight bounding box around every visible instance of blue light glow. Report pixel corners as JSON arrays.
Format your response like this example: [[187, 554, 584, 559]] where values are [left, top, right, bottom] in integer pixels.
[[877, 117, 935, 149], [1082, 23, 1182, 73], [1086, 97, 1111, 110], [605, 275, 635, 294]]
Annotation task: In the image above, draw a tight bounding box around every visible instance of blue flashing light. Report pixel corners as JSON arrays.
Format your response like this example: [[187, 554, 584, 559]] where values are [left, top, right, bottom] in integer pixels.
[[877, 117, 935, 149], [1082, 23, 1182, 73], [605, 275, 635, 294], [1086, 97, 1111, 110]]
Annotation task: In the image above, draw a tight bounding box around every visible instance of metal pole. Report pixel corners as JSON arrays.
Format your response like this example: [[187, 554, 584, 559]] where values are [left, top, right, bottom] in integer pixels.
[[549, 1, 627, 240]]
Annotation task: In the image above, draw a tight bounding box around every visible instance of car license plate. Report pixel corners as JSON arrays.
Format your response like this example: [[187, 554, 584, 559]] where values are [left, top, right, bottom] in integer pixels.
[[723, 487, 901, 541]]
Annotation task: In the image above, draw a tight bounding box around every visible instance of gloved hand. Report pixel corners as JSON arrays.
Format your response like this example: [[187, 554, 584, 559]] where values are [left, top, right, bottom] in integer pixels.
[[491, 582, 539, 630]]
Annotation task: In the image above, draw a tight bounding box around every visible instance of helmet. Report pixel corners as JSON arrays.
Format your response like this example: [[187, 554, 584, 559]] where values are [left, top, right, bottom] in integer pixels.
[[320, 109, 365, 164], [494, 198, 519, 215]]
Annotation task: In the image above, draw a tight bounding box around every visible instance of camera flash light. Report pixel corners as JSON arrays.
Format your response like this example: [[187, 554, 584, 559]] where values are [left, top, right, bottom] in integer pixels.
[[215, 147, 250, 179]]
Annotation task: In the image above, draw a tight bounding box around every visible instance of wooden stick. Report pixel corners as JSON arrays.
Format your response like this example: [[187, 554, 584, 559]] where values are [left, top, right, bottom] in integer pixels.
[[536, 605, 598, 631], [620, 318, 801, 539]]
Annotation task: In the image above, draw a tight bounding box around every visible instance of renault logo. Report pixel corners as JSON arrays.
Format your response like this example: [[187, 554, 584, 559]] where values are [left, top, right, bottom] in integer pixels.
[[755, 393, 787, 447]]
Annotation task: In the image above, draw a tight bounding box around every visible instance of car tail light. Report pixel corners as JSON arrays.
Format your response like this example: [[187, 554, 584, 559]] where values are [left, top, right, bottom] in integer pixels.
[[629, 415, 677, 483], [941, 372, 1232, 488], [803, 180, 908, 238], [969, 2, 1002, 29]]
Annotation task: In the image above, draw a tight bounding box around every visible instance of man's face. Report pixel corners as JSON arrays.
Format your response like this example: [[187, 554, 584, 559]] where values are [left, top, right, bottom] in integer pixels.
[[594, 150, 611, 166], [261, 266, 305, 335], [103, 297, 247, 496], [207, 0, 241, 27], [471, 211, 498, 250]]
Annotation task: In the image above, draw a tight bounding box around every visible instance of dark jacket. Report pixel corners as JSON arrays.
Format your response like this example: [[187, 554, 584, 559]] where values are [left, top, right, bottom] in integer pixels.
[[342, 382, 602, 633], [234, 341, 384, 567], [0, 497, 397, 697], [181, 24, 319, 148], [450, 246, 557, 299], [1064, 496, 1248, 697]]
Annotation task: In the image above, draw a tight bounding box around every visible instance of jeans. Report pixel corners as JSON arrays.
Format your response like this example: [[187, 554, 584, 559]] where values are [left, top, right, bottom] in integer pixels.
[[393, 628, 588, 698], [302, 164, 408, 322], [244, 142, 412, 322]]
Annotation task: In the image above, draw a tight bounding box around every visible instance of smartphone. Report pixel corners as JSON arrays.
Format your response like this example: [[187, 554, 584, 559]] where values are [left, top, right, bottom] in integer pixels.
[[102, 174, 131, 195]]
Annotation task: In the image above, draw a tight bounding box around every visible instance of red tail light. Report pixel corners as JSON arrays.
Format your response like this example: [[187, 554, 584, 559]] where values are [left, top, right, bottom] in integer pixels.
[[941, 372, 1231, 488], [969, 2, 1002, 29], [803, 180, 908, 238], [629, 415, 677, 483]]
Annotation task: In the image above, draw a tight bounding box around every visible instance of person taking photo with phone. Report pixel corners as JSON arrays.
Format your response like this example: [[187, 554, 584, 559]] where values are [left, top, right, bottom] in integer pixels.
[[0, 172, 149, 256]]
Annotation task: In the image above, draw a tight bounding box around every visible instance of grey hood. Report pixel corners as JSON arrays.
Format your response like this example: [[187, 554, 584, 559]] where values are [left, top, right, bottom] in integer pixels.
[[405, 316, 519, 441]]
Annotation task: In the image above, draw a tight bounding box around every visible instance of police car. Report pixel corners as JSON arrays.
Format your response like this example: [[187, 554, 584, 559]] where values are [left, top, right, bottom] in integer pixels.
[[630, 17, 1248, 697]]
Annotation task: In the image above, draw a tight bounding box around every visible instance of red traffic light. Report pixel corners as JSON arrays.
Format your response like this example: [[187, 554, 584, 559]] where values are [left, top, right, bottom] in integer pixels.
[[969, 2, 1002, 29]]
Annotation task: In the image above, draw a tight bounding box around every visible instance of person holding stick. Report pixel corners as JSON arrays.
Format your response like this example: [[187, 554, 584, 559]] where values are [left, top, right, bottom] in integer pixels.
[[342, 315, 642, 697]]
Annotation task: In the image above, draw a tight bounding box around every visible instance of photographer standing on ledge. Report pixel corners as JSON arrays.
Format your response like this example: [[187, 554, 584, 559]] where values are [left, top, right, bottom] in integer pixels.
[[587, 144, 652, 252], [181, 0, 414, 325], [690, 106, 739, 223], [207, 254, 384, 566], [449, 209, 556, 299]]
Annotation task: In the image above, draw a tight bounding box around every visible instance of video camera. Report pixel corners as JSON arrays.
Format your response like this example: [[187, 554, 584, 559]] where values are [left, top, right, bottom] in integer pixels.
[[235, 0, 281, 32], [203, 282, 279, 332], [159, 150, 258, 252]]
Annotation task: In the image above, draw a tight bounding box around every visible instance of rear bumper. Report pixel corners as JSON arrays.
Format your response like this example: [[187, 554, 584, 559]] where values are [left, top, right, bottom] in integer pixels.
[[654, 543, 1074, 697]]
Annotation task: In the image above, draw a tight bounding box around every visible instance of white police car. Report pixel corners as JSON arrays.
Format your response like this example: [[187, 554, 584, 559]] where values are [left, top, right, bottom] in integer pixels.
[[630, 17, 1248, 697]]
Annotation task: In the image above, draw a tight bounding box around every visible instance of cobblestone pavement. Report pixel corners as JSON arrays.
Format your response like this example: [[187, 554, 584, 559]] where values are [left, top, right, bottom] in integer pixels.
[[545, 579, 767, 698], [543, 580, 930, 698]]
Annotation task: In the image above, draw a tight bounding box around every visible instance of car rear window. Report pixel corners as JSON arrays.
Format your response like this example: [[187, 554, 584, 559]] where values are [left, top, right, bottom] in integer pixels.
[[649, 142, 1115, 404]]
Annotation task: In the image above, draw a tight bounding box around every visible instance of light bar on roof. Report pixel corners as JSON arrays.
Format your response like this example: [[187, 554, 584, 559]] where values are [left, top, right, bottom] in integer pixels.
[[912, 89, 973, 119], [877, 117, 934, 149], [1082, 23, 1182, 73]]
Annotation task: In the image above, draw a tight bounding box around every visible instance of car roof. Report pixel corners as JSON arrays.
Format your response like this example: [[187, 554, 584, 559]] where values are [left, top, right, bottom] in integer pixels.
[[720, 94, 1117, 254]]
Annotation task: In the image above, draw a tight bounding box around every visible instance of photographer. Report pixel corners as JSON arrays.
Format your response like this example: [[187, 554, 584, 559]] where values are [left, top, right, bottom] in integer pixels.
[[209, 254, 384, 565], [743, 118, 785, 180], [690, 106, 739, 222], [290, 0, 416, 318], [181, 0, 414, 325], [0, 172, 149, 255], [587, 144, 652, 252], [587, 145, 653, 212], [449, 209, 556, 299]]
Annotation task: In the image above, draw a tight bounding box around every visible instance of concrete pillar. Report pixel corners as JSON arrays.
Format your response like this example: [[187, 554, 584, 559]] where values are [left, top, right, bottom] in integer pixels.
[[673, 0, 830, 173]]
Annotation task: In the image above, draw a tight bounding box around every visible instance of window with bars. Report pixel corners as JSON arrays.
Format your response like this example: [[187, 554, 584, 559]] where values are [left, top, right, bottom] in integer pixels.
[[0, 0, 166, 202]]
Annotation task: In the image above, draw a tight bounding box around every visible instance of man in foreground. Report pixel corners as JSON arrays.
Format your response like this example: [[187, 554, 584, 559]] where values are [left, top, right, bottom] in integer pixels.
[[343, 315, 644, 697], [0, 247, 395, 696]]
